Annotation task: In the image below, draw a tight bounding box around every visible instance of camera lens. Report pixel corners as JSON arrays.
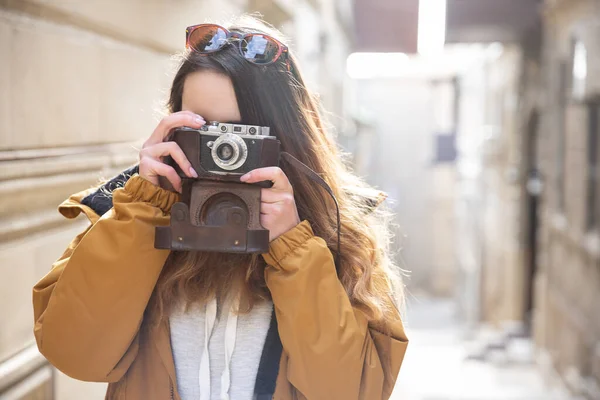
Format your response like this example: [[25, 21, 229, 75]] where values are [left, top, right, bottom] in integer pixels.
[[249, 127, 257, 135], [211, 134, 247, 170], [216, 143, 234, 161]]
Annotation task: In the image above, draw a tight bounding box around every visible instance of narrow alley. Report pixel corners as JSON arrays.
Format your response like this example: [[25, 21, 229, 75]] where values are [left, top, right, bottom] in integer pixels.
[[393, 297, 574, 400]]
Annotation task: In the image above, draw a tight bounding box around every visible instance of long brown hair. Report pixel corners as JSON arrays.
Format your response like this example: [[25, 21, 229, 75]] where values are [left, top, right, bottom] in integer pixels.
[[154, 16, 403, 326]]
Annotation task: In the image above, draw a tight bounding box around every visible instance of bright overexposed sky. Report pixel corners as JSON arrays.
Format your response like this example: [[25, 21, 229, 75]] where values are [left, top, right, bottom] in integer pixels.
[[418, 0, 447, 56]]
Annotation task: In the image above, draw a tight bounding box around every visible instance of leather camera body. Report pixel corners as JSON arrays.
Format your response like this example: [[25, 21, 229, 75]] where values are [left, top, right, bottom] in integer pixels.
[[155, 122, 280, 253]]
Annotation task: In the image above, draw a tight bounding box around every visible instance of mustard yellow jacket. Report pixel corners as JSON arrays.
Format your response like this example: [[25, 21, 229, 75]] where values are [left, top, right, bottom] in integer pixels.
[[32, 174, 408, 399]]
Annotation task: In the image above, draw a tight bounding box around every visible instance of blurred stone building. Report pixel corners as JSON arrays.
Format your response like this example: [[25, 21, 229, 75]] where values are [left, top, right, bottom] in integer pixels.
[[0, 0, 353, 398], [345, 75, 457, 296], [448, 0, 600, 398], [534, 1, 600, 397], [341, 0, 462, 297]]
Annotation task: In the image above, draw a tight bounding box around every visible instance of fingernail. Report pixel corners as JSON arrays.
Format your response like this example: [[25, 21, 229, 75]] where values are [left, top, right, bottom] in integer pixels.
[[195, 115, 205, 125], [240, 173, 250, 182], [189, 167, 198, 178]]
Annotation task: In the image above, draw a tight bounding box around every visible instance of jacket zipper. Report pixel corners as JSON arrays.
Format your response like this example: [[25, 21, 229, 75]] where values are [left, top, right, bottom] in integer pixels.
[[169, 380, 174, 400]]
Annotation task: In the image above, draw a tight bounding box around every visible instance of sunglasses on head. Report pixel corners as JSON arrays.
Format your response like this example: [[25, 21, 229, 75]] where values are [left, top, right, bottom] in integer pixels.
[[185, 24, 290, 69]]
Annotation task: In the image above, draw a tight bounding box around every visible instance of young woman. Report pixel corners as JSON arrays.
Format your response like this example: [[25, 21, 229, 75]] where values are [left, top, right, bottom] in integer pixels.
[[33, 17, 408, 400]]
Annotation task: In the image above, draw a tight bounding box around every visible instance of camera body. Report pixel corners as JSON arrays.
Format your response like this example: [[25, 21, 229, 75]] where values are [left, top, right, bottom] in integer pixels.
[[167, 122, 280, 181], [155, 121, 280, 254]]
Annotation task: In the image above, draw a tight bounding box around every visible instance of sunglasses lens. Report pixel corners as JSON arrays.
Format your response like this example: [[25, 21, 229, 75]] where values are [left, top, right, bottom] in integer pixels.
[[240, 34, 281, 64], [189, 25, 228, 53]]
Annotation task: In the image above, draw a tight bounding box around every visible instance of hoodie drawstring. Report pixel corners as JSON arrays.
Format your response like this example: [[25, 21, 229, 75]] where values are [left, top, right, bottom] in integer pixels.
[[198, 297, 239, 400]]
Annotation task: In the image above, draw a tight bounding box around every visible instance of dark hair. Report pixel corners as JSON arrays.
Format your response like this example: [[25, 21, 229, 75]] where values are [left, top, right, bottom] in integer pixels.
[[169, 27, 325, 176], [155, 17, 402, 327]]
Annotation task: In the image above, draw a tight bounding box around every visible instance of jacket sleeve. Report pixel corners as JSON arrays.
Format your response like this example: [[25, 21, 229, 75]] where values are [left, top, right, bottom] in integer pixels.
[[32, 175, 178, 382], [263, 220, 409, 400]]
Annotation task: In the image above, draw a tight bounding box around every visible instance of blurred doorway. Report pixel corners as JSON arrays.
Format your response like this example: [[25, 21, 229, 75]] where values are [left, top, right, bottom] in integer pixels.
[[523, 109, 540, 334]]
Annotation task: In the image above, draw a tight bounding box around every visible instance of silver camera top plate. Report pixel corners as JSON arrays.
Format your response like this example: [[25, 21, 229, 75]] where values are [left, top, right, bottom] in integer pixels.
[[200, 121, 271, 137]]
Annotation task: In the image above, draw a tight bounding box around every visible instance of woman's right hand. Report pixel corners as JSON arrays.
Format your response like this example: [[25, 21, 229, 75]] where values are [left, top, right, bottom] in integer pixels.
[[139, 111, 205, 193]]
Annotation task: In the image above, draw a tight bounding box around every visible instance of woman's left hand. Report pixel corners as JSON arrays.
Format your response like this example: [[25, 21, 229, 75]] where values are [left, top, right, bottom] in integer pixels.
[[240, 167, 300, 242]]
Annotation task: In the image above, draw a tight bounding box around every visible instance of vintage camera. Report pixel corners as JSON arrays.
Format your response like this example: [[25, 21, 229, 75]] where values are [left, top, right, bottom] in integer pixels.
[[155, 121, 280, 254], [167, 122, 280, 181]]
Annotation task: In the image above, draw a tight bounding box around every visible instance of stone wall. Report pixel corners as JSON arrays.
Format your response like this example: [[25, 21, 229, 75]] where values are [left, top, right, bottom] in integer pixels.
[[463, 45, 529, 326], [464, 0, 600, 397], [533, 0, 600, 398]]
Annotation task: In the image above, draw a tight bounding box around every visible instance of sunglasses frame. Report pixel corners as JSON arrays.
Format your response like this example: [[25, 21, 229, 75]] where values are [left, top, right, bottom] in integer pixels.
[[185, 24, 290, 68]]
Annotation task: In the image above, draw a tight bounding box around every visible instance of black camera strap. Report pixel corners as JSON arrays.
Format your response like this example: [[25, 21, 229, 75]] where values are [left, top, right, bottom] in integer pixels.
[[280, 152, 341, 268]]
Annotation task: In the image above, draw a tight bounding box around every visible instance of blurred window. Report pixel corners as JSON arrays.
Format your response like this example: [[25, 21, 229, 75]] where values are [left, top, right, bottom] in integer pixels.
[[433, 132, 457, 163]]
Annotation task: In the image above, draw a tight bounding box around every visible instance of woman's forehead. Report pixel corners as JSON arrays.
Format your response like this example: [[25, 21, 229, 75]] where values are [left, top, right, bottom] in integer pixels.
[[181, 70, 242, 123]]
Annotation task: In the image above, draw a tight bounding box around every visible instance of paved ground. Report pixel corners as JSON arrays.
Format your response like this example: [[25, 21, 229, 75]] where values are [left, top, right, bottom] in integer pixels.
[[390, 297, 574, 400]]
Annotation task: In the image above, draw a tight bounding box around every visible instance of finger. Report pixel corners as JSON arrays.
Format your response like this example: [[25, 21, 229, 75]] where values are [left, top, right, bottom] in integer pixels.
[[260, 189, 296, 206], [260, 214, 275, 230], [260, 188, 281, 203], [240, 167, 291, 191], [144, 158, 182, 193], [260, 202, 282, 215], [141, 142, 198, 178], [144, 111, 205, 147]]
